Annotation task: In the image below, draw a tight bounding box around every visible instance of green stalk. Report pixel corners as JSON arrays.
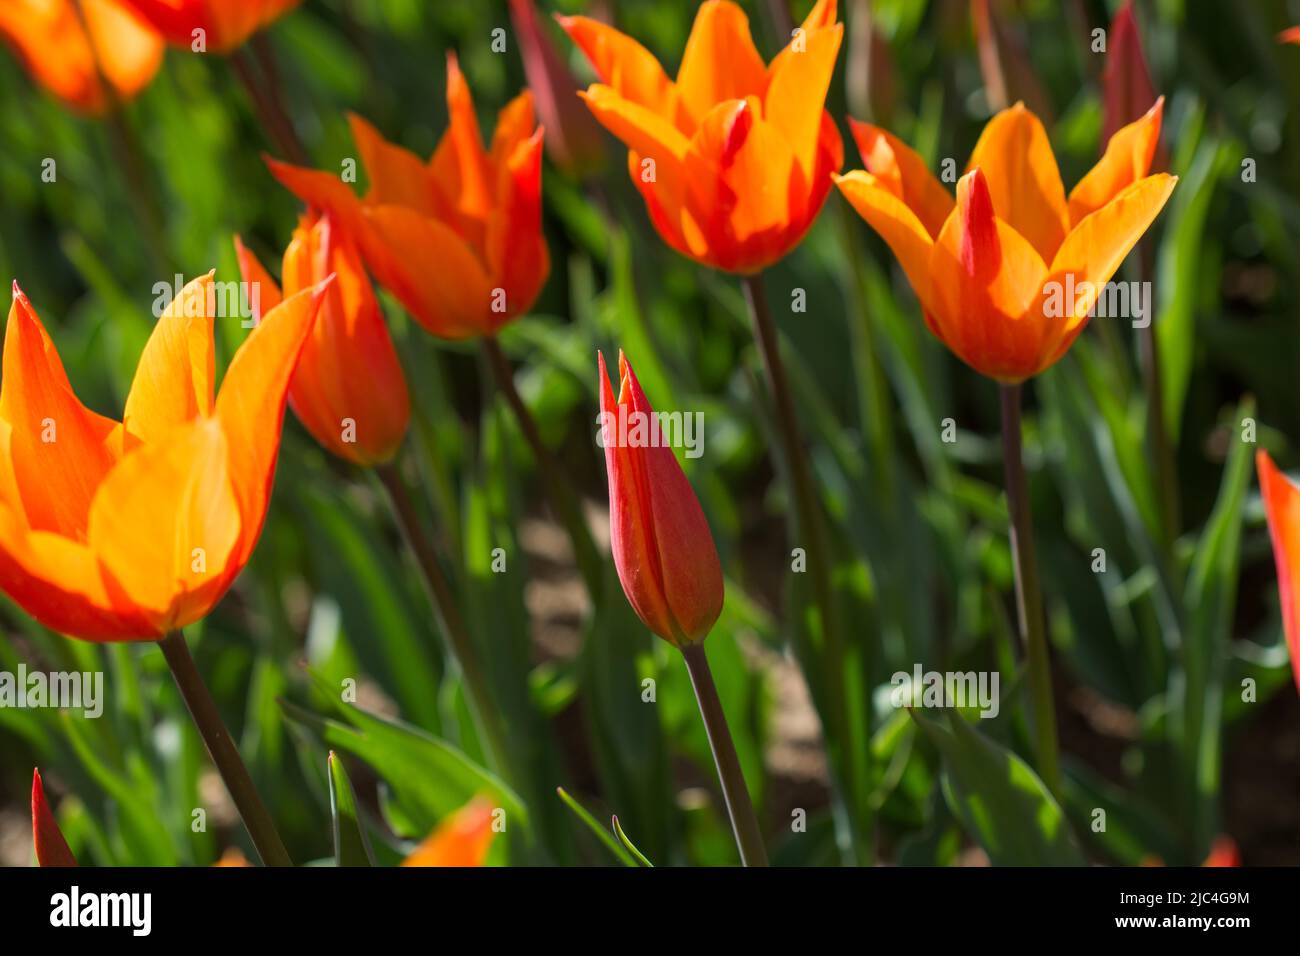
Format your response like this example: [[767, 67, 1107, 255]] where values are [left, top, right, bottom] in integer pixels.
[[375, 460, 509, 774], [742, 272, 868, 863], [997, 383, 1061, 795], [681, 643, 768, 866], [481, 335, 603, 598], [158, 630, 292, 866]]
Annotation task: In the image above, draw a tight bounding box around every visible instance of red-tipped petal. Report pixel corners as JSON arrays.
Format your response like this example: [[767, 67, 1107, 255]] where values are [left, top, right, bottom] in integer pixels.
[[1257, 450, 1300, 696], [32, 769, 77, 867]]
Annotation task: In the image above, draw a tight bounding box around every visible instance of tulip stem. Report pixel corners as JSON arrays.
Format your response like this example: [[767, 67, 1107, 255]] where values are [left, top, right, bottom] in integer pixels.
[[230, 46, 309, 165], [742, 273, 868, 862], [481, 335, 603, 598], [997, 383, 1061, 796], [158, 630, 292, 867], [681, 643, 768, 866], [375, 461, 509, 774]]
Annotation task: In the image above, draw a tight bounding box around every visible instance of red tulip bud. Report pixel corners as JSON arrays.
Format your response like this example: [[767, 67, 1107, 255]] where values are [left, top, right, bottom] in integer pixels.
[[1103, 2, 1160, 154], [508, 0, 605, 177], [32, 769, 77, 867], [598, 351, 723, 646]]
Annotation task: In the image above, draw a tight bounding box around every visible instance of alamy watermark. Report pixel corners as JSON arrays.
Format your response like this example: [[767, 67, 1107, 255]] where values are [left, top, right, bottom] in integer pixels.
[[151, 274, 262, 327], [596, 404, 705, 459], [0, 664, 103, 718], [890, 664, 1000, 718], [1042, 276, 1152, 329]]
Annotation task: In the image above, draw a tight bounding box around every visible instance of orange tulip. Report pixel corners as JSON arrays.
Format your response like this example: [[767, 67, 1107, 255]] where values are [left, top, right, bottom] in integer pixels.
[[1256, 450, 1300, 695], [235, 212, 410, 466], [0, 0, 163, 113], [401, 799, 496, 867], [837, 100, 1176, 382], [598, 350, 723, 646], [120, 0, 299, 52], [266, 54, 548, 341], [32, 768, 77, 867], [561, 0, 844, 274], [0, 273, 326, 641]]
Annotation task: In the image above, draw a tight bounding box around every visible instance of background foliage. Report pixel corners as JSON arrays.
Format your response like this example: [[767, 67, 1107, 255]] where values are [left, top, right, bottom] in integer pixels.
[[1, 0, 1298, 866]]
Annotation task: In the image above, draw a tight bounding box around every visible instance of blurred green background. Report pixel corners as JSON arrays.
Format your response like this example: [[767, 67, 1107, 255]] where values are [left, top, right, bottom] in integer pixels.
[[1, 0, 1298, 867]]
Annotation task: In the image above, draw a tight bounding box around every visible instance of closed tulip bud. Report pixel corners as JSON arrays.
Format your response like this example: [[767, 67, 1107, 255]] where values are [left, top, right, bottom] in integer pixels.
[[0, 0, 163, 114], [598, 351, 723, 646], [235, 211, 410, 467], [1103, 2, 1166, 171], [31, 769, 77, 867], [120, 0, 301, 52], [508, 0, 605, 177], [1256, 451, 1300, 696], [0, 274, 326, 640], [561, 0, 844, 274], [837, 101, 1174, 381], [267, 55, 548, 340]]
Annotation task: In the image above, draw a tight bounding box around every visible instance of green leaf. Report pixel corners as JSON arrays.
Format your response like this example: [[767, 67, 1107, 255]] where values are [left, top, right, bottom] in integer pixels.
[[912, 711, 1085, 866], [328, 752, 375, 867], [1173, 399, 1254, 854], [612, 815, 654, 867], [555, 788, 637, 867], [281, 676, 529, 845]]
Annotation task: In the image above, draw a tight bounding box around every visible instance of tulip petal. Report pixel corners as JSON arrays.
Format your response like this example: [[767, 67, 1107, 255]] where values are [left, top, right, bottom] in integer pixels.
[[347, 113, 438, 217], [282, 215, 410, 464], [675, 1, 768, 123], [847, 119, 952, 239], [362, 205, 494, 339], [1257, 450, 1300, 696], [1068, 97, 1163, 225], [684, 99, 801, 272], [442, 53, 494, 221], [965, 102, 1069, 261], [929, 168, 1049, 381], [765, 22, 843, 180], [486, 129, 549, 332], [87, 416, 240, 627], [579, 84, 691, 247], [122, 272, 217, 448], [489, 89, 537, 169], [215, 281, 328, 564], [834, 170, 936, 316], [401, 800, 496, 867], [232, 235, 284, 321], [1042, 173, 1176, 350], [557, 14, 678, 118], [0, 499, 154, 639], [1, 287, 120, 539], [84, 0, 165, 100], [32, 769, 76, 867], [264, 155, 380, 258]]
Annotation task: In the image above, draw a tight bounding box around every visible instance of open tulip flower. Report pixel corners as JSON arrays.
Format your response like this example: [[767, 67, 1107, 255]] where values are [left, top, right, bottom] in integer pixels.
[[598, 350, 723, 647], [0, 274, 327, 641], [120, 0, 300, 52], [1256, 451, 1300, 695], [836, 99, 1176, 382], [562, 0, 844, 274], [0, 0, 163, 113], [267, 54, 548, 340], [235, 211, 410, 467]]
